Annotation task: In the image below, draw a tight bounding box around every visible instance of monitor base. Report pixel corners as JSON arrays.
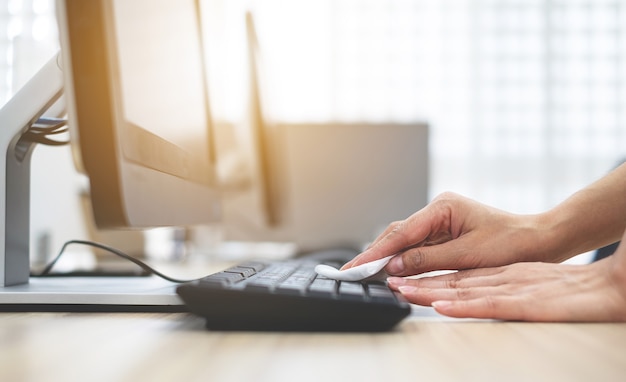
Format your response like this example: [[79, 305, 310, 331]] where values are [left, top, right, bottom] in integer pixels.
[[0, 276, 185, 312]]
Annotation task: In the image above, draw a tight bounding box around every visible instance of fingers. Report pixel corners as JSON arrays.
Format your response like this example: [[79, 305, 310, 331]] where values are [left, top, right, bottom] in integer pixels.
[[430, 297, 528, 320], [345, 234, 472, 275], [389, 271, 530, 320], [342, 198, 456, 270], [368, 221, 404, 250], [343, 192, 487, 272], [389, 266, 506, 289], [387, 267, 508, 305], [403, 285, 507, 306], [342, 219, 421, 270], [387, 261, 622, 322], [384, 235, 487, 275]]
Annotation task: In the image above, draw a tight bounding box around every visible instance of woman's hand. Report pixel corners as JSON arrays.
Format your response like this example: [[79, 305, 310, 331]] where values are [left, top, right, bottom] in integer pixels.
[[345, 165, 626, 277], [387, 231, 626, 322], [341, 164, 626, 322], [343, 192, 556, 276]]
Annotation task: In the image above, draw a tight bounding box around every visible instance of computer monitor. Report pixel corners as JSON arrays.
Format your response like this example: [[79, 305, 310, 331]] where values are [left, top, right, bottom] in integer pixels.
[[217, 12, 277, 229], [218, 13, 429, 252], [0, 0, 219, 310], [62, 0, 219, 229]]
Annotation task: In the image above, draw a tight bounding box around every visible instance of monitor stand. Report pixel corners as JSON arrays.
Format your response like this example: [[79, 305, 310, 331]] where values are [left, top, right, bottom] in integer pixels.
[[0, 54, 184, 312]]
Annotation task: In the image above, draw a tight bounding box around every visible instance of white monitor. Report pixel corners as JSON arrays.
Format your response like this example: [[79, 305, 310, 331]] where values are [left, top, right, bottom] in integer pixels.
[[0, 0, 219, 310], [61, 0, 219, 229]]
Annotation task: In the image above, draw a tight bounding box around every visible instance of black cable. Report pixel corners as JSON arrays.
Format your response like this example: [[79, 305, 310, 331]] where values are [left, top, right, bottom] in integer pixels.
[[33, 239, 198, 284], [23, 118, 70, 146]]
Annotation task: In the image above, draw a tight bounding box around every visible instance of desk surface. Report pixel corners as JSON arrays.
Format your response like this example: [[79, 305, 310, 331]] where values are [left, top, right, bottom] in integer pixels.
[[1, 309, 625, 382]]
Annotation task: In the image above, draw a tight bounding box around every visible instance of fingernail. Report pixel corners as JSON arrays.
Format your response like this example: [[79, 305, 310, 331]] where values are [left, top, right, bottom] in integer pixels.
[[340, 260, 355, 270], [398, 286, 418, 294], [386, 277, 406, 287], [387, 256, 405, 274], [431, 300, 452, 310]]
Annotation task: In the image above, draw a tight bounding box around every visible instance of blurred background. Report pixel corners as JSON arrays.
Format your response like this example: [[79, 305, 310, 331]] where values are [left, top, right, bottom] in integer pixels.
[[2, 0, 625, 263]]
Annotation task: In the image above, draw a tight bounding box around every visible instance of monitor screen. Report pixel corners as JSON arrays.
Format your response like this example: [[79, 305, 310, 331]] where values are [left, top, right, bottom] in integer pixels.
[[57, 0, 220, 228]]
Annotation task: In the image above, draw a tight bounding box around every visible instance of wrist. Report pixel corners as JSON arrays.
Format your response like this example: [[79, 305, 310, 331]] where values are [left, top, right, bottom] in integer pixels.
[[505, 212, 569, 263], [535, 206, 604, 263]]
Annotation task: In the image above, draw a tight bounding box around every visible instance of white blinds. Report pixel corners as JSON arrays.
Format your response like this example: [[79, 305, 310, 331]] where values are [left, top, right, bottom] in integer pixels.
[[255, 0, 626, 214], [0, 0, 58, 103]]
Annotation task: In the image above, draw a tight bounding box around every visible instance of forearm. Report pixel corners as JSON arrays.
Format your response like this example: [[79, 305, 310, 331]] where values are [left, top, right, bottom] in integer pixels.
[[539, 163, 626, 262], [346, 165, 625, 273]]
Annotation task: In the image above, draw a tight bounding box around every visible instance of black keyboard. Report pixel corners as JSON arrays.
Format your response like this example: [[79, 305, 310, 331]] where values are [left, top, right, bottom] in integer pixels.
[[176, 250, 411, 332]]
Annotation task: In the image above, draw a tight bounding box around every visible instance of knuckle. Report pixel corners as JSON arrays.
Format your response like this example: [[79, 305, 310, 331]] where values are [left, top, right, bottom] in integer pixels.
[[434, 191, 459, 202], [382, 221, 401, 235], [386, 221, 411, 246], [483, 295, 498, 312], [432, 191, 462, 207], [405, 249, 426, 271], [389, 220, 403, 228], [445, 278, 459, 289], [455, 287, 472, 299]]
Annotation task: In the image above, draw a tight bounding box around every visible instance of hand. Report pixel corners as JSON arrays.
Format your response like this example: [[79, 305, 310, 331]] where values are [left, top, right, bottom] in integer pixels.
[[386, 236, 626, 321], [343, 192, 556, 276]]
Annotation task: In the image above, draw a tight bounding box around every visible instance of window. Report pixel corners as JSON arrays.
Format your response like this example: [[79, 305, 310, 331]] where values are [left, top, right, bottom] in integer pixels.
[[251, 0, 626, 216], [1, 0, 58, 102], [4, 1, 624, 264]]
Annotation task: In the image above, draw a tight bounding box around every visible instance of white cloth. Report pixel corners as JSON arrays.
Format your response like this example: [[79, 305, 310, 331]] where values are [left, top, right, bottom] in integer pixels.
[[314, 255, 395, 282]]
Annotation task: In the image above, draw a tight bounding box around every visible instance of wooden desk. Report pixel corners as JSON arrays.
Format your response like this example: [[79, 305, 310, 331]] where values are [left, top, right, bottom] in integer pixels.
[[1, 309, 625, 382]]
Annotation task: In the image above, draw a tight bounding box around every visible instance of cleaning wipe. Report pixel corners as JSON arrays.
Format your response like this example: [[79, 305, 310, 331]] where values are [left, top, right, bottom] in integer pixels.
[[314, 255, 395, 282]]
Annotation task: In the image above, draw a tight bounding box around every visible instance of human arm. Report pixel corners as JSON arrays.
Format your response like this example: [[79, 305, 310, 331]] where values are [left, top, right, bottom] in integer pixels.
[[343, 163, 626, 276]]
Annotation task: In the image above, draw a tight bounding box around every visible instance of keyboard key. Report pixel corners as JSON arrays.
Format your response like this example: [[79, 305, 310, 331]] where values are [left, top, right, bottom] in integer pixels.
[[338, 281, 366, 301], [244, 264, 297, 291], [224, 266, 257, 278], [275, 283, 305, 295], [199, 272, 244, 287], [308, 278, 337, 298], [276, 268, 317, 295], [367, 284, 397, 303], [236, 261, 266, 272], [244, 279, 275, 292]]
